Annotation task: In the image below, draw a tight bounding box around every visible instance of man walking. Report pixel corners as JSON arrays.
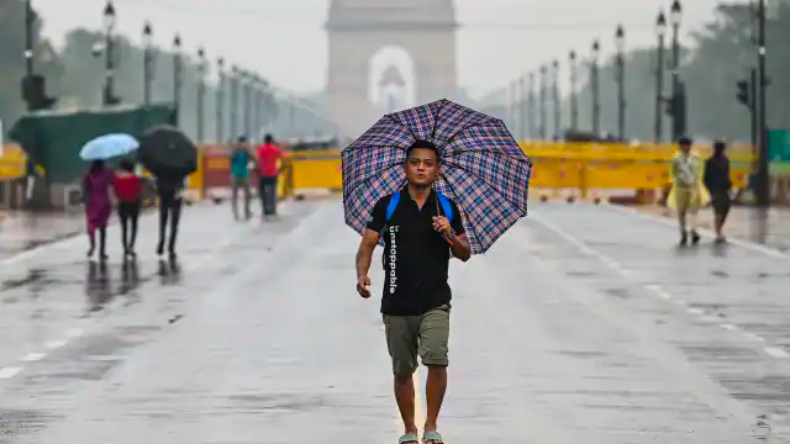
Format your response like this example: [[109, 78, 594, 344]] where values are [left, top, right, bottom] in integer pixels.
[[354, 140, 471, 444], [255, 133, 283, 219], [668, 136, 708, 246], [229, 136, 252, 220], [704, 139, 733, 243]]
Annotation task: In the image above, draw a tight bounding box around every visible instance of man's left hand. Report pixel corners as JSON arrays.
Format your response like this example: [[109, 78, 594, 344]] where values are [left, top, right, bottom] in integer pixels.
[[432, 216, 452, 237]]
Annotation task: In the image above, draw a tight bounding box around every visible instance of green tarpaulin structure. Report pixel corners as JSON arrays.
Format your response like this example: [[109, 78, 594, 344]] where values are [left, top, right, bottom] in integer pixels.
[[8, 104, 176, 183]]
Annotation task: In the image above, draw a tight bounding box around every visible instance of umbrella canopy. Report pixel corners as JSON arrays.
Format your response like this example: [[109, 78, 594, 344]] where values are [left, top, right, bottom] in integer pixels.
[[137, 125, 198, 178], [79, 133, 139, 161], [342, 99, 532, 255]]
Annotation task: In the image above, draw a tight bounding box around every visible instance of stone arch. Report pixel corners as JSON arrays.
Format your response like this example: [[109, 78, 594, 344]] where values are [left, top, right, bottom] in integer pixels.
[[325, 0, 458, 138], [368, 45, 416, 113]]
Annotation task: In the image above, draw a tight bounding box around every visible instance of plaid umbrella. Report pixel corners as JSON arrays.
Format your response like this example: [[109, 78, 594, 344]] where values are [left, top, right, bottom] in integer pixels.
[[342, 99, 532, 254]]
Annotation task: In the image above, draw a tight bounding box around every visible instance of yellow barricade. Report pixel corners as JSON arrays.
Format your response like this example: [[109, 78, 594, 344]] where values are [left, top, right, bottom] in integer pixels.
[[0, 144, 27, 180], [288, 150, 343, 190], [0, 142, 757, 201]]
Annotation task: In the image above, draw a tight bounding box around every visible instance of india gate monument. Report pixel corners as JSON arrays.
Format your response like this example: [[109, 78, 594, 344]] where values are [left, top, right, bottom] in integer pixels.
[[325, 0, 459, 138]]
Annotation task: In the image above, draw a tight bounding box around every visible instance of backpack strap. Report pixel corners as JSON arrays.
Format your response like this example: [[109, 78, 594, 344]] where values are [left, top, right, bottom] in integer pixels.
[[436, 192, 453, 225], [385, 191, 401, 223]]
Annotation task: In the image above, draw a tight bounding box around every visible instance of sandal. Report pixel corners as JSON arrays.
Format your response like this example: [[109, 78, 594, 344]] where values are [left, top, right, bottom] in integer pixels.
[[422, 431, 444, 443], [399, 433, 419, 444]]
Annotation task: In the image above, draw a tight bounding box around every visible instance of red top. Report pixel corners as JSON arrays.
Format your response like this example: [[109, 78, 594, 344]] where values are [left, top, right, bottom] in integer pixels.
[[113, 174, 143, 202], [256, 143, 283, 177]]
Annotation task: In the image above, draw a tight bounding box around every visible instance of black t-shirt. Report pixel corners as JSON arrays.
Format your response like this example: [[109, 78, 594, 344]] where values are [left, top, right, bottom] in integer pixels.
[[366, 187, 465, 316]]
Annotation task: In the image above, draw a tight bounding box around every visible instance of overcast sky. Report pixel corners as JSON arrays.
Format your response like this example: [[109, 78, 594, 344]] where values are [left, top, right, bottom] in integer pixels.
[[33, 0, 726, 99]]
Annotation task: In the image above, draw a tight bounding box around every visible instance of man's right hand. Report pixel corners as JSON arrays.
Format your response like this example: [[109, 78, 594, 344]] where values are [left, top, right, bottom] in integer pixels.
[[357, 275, 371, 298]]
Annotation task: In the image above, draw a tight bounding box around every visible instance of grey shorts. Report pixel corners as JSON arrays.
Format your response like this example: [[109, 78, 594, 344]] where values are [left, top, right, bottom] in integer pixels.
[[382, 304, 450, 377]]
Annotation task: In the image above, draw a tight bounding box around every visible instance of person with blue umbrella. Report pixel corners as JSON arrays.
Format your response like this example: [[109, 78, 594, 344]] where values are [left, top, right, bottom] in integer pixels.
[[79, 133, 139, 261]]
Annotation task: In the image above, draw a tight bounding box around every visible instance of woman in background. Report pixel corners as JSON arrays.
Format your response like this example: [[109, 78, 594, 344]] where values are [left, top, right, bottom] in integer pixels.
[[82, 160, 115, 260], [113, 158, 143, 258]]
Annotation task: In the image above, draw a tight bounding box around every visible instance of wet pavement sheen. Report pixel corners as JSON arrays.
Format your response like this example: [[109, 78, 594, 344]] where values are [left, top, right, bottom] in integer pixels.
[[0, 200, 788, 443]]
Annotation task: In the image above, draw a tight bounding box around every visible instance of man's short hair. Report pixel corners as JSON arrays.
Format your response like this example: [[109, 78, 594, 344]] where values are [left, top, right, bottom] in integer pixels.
[[678, 136, 693, 146], [406, 139, 440, 162]]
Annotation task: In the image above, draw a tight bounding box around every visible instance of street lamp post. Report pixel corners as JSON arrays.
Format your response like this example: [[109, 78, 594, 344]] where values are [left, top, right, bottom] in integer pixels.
[[230, 66, 239, 138], [755, 0, 770, 206], [591, 39, 600, 135], [142, 22, 153, 105], [552, 60, 561, 139], [519, 75, 528, 140], [669, 0, 683, 141], [615, 24, 626, 141], [23, 0, 34, 87], [527, 72, 535, 140], [173, 34, 182, 121], [655, 10, 667, 142], [241, 70, 251, 138], [102, 1, 117, 106], [196, 47, 207, 142], [569, 50, 578, 131], [216, 57, 225, 143], [539, 65, 547, 140]]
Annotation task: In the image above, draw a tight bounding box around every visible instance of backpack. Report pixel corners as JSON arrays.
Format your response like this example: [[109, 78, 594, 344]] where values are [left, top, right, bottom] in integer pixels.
[[384, 190, 453, 225]]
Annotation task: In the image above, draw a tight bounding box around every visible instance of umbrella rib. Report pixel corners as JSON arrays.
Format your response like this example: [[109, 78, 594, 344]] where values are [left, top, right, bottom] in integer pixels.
[[431, 100, 448, 141], [442, 117, 506, 150], [443, 158, 527, 212], [384, 114, 420, 142]]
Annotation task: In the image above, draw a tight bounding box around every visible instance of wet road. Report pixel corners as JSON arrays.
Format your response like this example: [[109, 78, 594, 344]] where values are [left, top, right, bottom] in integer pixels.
[[1, 200, 789, 442]]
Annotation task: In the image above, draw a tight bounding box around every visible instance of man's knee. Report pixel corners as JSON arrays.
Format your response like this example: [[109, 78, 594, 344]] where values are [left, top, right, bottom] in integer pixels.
[[418, 305, 450, 367], [384, 315, 420, 378]]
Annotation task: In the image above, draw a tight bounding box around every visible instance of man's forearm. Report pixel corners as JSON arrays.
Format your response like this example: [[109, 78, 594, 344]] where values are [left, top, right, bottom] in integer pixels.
[[356, 248, 373, 278], [449, 234, 471, 261]]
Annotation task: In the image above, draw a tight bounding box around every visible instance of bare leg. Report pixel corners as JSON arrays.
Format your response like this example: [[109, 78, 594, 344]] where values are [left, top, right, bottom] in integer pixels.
[[424, 365, 447, 433], [394, 374, 418, 436]]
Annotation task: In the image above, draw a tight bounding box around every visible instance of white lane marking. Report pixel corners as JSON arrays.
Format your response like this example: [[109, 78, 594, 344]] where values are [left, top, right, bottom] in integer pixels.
[[19, 353, 46, 362], [44, 340, 67, 349], [646, 285, 673, 300], [603, 203, 789, 260], [0, 367, 22, 379], [530, 212, 789, 360], [764, 347, 789, 358], [743, 332, 767, 343]]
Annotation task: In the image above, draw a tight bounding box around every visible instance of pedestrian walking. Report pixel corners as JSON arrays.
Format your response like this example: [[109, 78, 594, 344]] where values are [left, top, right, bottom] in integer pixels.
[[343, 100, 532, 444], [136, 125, 198, 260], [113, 158, 143, 258], [82, 160, 115, 260], [355, 140, 472, 444], [255, 134, 284, 219], [229, 136, 253, 220], [667, 136, 710, 246], [154, 174, 186, 259], [704, 139, 733, 243]]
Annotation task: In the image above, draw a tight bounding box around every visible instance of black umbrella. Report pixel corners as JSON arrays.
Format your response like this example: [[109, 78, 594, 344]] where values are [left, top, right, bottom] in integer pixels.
[[138, 125, 198, 178]]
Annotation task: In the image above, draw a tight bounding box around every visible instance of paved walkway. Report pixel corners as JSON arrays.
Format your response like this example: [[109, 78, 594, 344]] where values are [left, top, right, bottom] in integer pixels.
[[0, 200, 788, 443]]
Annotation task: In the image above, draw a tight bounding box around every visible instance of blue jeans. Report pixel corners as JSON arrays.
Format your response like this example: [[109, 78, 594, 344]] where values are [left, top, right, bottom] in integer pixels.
[[258, 176, 278, 215]]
